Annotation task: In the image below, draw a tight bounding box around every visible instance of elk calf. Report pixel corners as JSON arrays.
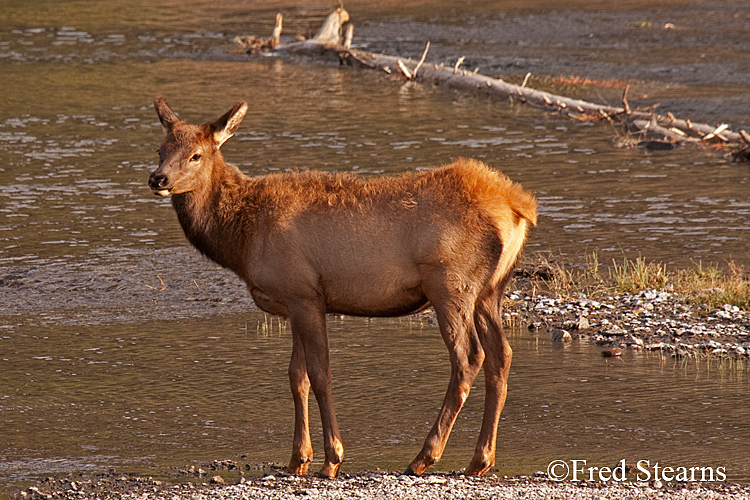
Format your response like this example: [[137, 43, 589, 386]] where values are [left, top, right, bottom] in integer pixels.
[[148, 97, 537, 478]]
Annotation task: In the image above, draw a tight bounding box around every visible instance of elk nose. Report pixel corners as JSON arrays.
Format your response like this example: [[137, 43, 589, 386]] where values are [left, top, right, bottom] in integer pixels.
[[149, 172, 169, 191]]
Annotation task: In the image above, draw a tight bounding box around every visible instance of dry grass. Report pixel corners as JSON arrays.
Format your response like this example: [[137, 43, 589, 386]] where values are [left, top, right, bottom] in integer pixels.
[[673, 261, 750, 311], [610, 255, 669, 293], [522, 253, 750, 312]]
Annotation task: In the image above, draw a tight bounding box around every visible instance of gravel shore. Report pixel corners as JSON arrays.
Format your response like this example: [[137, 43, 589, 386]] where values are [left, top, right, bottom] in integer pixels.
[[509, 288, 750, 359], [18, 471, 750, 500]]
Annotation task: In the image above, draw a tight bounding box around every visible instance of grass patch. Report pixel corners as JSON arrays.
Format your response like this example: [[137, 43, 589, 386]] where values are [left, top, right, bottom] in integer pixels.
[[610, 255, 669, 293], [523, 253, 750, 312], [674, 261, 750, 311]]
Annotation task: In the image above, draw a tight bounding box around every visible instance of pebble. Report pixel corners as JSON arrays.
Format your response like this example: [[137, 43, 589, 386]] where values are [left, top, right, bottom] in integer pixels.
[[550, 328, 572, 342], [577, 316, 590, 330]]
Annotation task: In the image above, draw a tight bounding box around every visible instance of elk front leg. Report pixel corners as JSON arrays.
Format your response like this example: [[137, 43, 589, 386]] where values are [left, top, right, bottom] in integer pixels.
[[290, 301, 344, 478], [288, 332, 313, 475]]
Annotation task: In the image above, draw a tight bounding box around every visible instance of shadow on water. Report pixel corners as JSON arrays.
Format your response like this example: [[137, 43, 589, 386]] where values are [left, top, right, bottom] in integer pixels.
[[2, 0, 750, 495]]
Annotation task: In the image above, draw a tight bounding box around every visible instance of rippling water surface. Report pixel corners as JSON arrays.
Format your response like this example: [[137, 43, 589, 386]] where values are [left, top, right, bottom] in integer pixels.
[[1, 0, 749, 495]]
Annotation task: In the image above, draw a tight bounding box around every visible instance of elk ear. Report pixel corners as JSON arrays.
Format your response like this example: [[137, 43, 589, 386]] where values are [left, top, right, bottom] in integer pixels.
[[154, 96, 179, 132], [212, 100, 248, 149]]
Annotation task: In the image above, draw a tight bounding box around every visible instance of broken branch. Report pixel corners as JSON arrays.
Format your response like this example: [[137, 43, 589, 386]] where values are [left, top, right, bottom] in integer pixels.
[[271, 13, 282, 46], [412, 41, 430, 78], [622, 85, 632, 115], [453, 56, 465, 75], [396, 59, 413, 80]]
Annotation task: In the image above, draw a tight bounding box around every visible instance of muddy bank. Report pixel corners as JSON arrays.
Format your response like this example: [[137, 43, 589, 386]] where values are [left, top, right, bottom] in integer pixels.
[[15, 469, 750, 500]]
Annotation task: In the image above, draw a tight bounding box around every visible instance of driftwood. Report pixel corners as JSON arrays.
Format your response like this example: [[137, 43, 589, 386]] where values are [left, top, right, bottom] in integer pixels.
[[235, 8, 750, 161]]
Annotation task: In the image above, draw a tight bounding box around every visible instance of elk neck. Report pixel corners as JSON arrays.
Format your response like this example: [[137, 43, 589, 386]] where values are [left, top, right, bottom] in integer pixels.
[[170, 153, 256, 279]]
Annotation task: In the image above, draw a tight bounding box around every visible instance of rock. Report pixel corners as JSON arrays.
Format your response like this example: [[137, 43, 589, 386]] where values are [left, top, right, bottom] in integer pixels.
[[577, 316, 590, 330], [210, 476, 224, 484], [426, 475, 446, 484], [550, 328, 572, 342], [605, 325, 626, 335], [594, 335, 611, 346], [623, 335, 644, 347]]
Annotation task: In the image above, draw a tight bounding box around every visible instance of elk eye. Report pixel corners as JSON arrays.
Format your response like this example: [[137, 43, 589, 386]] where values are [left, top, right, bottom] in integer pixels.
[[190, 154, 202, 162]]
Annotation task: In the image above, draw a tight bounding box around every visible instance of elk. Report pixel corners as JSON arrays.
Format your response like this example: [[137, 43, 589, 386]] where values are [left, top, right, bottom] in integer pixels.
[[148, 96, 537, 478]]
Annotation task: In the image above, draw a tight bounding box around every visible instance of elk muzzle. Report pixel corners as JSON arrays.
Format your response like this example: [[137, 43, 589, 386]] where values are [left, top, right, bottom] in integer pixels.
[[148, 171, 172, 197]]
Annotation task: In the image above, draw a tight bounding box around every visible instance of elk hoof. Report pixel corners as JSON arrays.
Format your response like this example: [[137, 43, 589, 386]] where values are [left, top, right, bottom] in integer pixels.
[[317, 462, 341, 479], [288, 456, 312, 475], [465, 459, 492, 476], [404, 460, 429, 476], [402, 466, 420, 476]]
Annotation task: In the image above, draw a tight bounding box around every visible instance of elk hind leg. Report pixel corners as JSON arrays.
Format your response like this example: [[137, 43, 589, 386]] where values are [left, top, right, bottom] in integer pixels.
[[405, 298, 485, 476], [466, 288, 512, 476]]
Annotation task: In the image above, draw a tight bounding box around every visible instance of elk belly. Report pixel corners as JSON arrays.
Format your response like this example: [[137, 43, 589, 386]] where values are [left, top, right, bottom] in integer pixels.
[[321, 272, 430, 317]]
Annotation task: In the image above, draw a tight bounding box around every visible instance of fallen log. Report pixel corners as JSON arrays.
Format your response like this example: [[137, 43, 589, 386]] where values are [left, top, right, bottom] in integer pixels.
[[235, 8, 750, 162]]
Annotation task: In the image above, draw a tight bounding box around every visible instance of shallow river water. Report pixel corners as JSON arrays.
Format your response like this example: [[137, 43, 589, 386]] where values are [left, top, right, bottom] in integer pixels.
[[1, 0, 749, 495]]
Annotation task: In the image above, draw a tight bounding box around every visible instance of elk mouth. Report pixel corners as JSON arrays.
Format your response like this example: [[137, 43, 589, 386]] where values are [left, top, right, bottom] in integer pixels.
[[152, 188, 172, 197]]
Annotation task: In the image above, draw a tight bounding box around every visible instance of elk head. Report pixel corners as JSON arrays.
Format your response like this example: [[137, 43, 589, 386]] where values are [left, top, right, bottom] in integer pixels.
[[148, 96, 248, 196]]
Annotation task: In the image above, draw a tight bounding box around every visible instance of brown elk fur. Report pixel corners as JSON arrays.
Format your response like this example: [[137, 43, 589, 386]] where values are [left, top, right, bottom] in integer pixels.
[[149, 96, 537, 478]]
